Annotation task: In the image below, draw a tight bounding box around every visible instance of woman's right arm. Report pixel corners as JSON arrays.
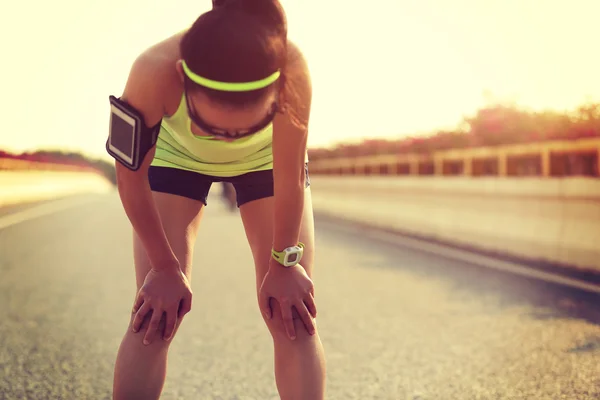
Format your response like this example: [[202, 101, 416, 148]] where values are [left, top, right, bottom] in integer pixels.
[[114, 55, 179, 272]]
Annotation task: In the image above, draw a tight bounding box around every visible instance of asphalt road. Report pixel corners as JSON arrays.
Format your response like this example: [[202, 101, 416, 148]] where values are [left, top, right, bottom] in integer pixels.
[[1, 192, 599, 400]]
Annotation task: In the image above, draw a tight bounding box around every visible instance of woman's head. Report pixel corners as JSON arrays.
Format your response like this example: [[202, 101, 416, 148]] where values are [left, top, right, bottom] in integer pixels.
[[177, 0, 288, 139]]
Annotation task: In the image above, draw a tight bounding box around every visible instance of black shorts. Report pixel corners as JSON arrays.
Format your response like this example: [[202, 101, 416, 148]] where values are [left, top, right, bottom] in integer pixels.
[[148, 163, 311, 207]]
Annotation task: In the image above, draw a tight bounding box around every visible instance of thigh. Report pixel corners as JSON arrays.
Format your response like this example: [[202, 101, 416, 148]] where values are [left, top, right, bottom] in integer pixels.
[[148, 166, 213, 206], [132, 167, 209, 290], [229, 169, 274, 209], [231, 163, 310, 209], [133, 192, 205, 288], [239, 187, 315, 290]]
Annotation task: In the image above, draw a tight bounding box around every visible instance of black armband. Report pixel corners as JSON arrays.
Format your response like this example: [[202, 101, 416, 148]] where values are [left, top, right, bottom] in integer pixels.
[[105, 95, 161, 171]]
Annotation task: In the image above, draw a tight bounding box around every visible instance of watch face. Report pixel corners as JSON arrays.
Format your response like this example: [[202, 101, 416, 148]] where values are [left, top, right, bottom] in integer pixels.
[[287, 253, 298, 263]]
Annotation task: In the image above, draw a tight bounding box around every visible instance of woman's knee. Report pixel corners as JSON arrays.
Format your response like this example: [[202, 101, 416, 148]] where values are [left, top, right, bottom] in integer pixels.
[[261, 298, 317, 343], [126, 308, 187, 348]]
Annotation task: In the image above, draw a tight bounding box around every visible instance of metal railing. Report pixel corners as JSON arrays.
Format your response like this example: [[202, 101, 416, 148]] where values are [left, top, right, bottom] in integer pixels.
[[309, 138, 600, 178]]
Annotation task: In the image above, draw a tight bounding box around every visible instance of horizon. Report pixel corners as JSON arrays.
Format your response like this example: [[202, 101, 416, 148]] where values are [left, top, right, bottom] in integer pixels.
[[2, 0, 599, 160]]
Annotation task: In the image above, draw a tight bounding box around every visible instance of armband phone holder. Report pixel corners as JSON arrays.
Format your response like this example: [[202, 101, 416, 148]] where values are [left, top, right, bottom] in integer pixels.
[[106, 95, 161, 171]]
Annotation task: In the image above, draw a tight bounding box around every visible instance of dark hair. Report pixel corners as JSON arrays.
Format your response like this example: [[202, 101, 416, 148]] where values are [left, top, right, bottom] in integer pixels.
[[181, 0, 288, 108]]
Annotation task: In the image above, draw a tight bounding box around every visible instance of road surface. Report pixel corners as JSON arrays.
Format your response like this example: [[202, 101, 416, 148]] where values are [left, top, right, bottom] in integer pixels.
[[1, 192, 599, 399]]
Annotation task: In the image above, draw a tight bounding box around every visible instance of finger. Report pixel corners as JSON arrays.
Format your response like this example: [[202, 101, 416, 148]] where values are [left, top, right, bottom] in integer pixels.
[[163, 309, 178, 342], [296, 302, 316, 336], [132, 302, 151, 333], [280, 300, 296, 340], [178, 295, 192, 320], [143, 309, 164, 346], [132, 293, 144, 314], [259, 290, 272, 320], [304, 292, 317, 319]]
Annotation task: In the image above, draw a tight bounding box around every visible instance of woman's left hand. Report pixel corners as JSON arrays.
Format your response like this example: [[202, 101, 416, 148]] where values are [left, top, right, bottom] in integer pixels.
[[259, 262, 317, 340]]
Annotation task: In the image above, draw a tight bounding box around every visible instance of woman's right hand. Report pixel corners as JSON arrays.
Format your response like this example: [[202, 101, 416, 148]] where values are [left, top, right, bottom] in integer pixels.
[[131, 265, 193, 345]]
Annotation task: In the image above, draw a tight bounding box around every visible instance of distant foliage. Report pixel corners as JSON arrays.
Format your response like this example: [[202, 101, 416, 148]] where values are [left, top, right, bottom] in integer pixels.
[[3, 102, 599, 176], [0, 149, 116, 185], [308, 102, 600, 161]]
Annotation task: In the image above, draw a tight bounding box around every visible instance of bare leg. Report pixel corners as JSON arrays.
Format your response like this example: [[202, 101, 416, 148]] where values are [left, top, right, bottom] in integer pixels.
[[240, 188, 326, 400], [112, 192, 204, 400]]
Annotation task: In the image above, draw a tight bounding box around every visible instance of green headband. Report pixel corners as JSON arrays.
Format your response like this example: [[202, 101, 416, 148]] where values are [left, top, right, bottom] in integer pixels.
[[182, 60, 280, 92]]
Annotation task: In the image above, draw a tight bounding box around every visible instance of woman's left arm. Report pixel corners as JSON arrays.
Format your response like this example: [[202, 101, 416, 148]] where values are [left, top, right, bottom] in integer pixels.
[[271, 43, 312, 256], [258, 43, 317, 341]]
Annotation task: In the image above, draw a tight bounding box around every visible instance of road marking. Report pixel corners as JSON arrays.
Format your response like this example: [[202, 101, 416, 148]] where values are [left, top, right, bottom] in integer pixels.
[[0, 195, 99, 230], [318, 216, 600, 295]]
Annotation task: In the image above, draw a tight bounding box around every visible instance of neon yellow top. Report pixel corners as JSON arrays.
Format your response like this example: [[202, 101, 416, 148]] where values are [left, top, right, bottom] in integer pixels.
[[151, 94, 275, 177]]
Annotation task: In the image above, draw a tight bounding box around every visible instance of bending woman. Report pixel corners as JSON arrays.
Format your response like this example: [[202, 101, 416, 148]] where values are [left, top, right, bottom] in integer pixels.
[[108, 1, 326, 399]]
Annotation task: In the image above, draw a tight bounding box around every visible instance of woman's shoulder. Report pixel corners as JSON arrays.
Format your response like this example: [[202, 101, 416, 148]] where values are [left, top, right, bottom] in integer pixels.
[[287, 40, 309, 73], [285, 40, 311, 101], [123, 32, 187, 120], [285, 40, 311, 99], [273, 40, 312, 133], [134, 31, 185, 88]]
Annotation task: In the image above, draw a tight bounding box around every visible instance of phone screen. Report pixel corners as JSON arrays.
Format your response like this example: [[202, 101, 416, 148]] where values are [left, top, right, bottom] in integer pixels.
[[108, 109, 136, 164]]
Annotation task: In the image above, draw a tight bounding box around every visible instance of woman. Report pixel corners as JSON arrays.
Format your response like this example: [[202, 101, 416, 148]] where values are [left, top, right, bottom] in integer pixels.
[[109, 1, 326, 399]]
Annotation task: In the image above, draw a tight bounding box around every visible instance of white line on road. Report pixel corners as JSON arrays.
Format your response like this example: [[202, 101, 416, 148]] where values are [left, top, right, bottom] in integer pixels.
[[320, 216, 600, 295], [0, 195, 100, 230]]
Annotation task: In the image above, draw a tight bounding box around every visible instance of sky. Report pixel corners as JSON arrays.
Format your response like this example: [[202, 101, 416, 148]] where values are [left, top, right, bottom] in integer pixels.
[[1, 0, 599, 159]]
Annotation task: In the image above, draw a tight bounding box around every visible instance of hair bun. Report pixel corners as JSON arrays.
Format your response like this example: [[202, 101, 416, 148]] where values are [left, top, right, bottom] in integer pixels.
[[220, 0, 286, 34]]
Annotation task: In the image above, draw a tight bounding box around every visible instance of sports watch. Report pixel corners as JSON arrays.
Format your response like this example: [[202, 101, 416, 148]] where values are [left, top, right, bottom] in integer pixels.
[[271, 242, 305, 267]]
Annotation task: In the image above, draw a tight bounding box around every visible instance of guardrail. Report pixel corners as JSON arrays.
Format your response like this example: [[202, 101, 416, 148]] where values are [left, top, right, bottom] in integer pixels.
[[309, 137, 600, 178], [310, 175, 600, 273]]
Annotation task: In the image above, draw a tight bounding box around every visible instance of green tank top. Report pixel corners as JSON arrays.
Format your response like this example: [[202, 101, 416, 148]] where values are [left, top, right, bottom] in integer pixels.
[[151, 94, 274, 177]]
